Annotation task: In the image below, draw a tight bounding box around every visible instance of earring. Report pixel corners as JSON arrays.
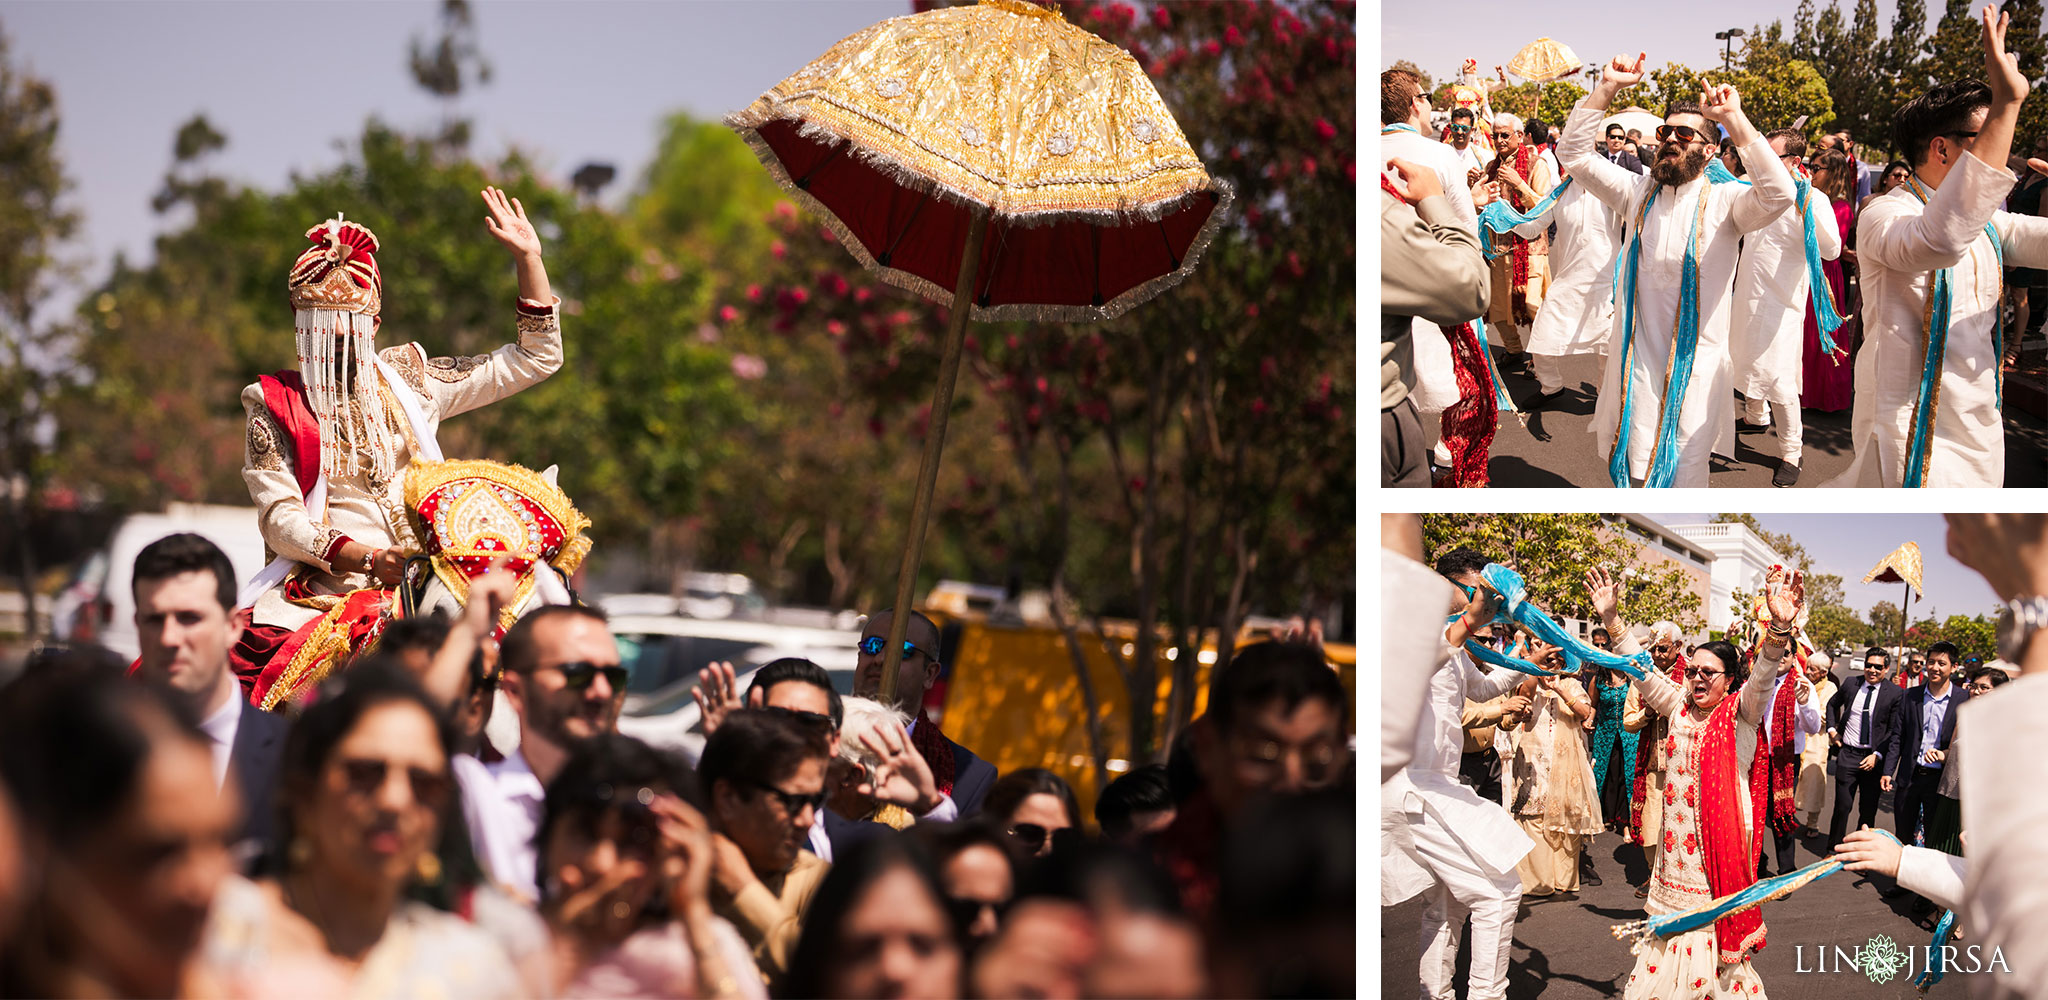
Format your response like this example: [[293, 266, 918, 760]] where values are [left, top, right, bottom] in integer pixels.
[[288, 836, 313, 869], [415, 851, 443, 885]]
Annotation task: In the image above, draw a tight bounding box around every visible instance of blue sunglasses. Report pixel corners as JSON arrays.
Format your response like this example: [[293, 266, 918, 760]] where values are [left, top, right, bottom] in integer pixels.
[[858, 636, 937, 660]]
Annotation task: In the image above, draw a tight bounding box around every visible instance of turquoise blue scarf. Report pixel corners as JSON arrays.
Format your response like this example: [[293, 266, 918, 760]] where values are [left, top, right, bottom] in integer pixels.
[[1899, 174, 2004, 488], [1446, 564, 1654, 679], [1476, 177, 1574, 260], [1608, 183, 1712, 487], [1703, 162, 1849, 357], [1611, 828, 1956, 992]]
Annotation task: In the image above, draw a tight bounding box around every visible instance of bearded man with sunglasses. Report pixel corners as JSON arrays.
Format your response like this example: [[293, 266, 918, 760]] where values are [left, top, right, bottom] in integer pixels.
[[453, 604, 626, 903], [1560, 54, 1797, 487], [854, 609, 999, 817], [1829, 7, 2048, 487]]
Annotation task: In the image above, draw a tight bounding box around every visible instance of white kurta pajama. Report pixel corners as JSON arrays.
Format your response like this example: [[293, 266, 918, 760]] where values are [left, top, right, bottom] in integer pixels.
[[1621, 654, 1788, 1000], [242, 301, 564, 633], [1734, 185, 1841, 465], [1384, 126, 1481, 464], [1511, 178, 1622, 393], [1828, 154, 2048, 487], [1384, 645, 1533, 1000], [1558, 105, 1796, 487]]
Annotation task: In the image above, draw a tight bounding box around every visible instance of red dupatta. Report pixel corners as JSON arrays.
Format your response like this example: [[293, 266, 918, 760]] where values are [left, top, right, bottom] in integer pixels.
[[1694, 690, 1768, 963]]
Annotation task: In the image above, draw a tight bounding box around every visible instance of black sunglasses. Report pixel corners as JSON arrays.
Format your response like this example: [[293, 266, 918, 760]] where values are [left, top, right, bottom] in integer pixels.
[[550, 660, 629, 692], [1008, 823, 1051, 849], [338, 757, 452, 808], [1683, 667, 1726, 679], [858, 636, 937, 660], [763, 704, 838, 732], [744, 776, 826, 816], [1657, 124, 1711, 145], [946, 894, 1010, 931]]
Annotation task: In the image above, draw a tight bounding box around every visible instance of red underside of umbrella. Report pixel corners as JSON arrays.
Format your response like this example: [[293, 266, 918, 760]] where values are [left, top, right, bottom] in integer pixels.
[[757, 118, 1221, 316]]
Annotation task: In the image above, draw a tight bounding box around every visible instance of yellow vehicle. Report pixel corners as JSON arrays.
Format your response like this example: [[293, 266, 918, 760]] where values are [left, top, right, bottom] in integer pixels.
[[928, 611, 1356, 822]]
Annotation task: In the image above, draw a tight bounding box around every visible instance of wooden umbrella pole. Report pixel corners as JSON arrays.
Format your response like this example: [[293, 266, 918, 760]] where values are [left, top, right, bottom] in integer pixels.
[[1898, 581, 1910, 655], [879, 210, 990, 708]]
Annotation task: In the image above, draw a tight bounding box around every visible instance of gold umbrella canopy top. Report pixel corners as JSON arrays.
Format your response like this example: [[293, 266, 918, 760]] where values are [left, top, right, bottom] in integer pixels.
[[725, 0, 1232, 322], [1861, 541, 1925, 596], [1506, 37, 1582, 83]]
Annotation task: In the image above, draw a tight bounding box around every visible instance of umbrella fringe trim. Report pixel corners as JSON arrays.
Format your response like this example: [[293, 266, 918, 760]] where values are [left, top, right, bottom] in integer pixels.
[[729, 117, 1235, 324], [727, 106, 1220, 228]]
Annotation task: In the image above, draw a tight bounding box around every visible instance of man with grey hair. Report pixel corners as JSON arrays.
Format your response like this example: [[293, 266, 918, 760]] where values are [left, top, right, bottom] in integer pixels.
[[1484, 110, 1556, 373], [1592, 596, 1688, 896]]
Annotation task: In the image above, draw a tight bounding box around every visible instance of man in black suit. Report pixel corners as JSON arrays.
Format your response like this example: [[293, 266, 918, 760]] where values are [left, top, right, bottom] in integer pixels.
[[1602, 123, 1646, 174], [1824, 646, 1903, 849], [855, 609, 999, 816], [1887, 641, 1969, 851], [131, 534, 289, 864]]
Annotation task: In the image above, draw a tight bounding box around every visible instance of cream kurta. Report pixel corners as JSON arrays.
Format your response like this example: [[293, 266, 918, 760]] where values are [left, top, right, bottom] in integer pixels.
[[1383, 127, 1480, 417], [1735, 185, 1840, 406], [1558, 104, 1796, 487], [1622, 655, 1786, 1000], [242, 301, 564, 631], [1382, 647, 1534, 906], [1828, 154, 2048, 487], [1796, 678, 1837, 816], [1512, 178, 1621, 360]]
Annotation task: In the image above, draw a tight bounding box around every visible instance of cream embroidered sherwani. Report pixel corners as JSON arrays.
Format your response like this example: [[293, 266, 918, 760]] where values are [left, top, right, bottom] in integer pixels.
[[242, 300, 563, 631], [1557, 104, 1796, 486]]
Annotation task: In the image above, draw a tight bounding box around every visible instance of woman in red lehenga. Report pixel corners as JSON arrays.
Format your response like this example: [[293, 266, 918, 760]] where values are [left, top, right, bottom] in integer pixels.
[[1801, 150, 1858, 412]]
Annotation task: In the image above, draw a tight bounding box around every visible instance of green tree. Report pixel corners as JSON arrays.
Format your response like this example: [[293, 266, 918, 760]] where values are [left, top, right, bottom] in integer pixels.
[[1923, 0, 1983, 87], [1731, 24, 1836, 136], [1806, 601, 1871, 652], [1419, 514, 1706, 634], [1389, 58, 1433, 94], [1869, 599, 1906, 642], [1904, 613, 1997, 661], [0, 24, 80, 636], [409, 0, 493, 153]]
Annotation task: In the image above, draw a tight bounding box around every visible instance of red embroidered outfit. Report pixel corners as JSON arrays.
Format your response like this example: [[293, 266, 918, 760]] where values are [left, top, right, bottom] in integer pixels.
[[1621, 654, 1791, 999]]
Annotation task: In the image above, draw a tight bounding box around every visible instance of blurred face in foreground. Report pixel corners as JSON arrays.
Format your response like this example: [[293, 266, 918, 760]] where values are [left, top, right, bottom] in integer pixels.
[[829, 863, 963, 999], [543, 805, 663, 949], [1205, 696, 1344, 815], [296, 701, 450, 896], [65, 722, 236, 996], [940, 844, 1013, 947], [719, 756, 825, 878]]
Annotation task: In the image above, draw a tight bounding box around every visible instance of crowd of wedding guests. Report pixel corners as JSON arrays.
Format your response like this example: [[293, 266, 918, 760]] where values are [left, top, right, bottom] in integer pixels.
[[0, 533, 1355, 998]]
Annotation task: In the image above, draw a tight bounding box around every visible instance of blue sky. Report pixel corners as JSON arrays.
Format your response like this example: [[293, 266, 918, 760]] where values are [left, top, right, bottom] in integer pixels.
[[2, 0, 904, 290], [1655, 514, 2000, 621], [1383, 0, 1949, 95]]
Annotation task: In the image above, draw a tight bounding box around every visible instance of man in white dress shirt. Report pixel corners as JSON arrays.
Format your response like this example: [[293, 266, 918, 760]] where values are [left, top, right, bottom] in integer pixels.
[[1559, 54, 1796, 487], [131, 533, 288, 860], [1756, 657, 1825, 877], [1384, 547, 1533, 1000], [1830, 9, 2048, 487], [454, 604, 625, 902]]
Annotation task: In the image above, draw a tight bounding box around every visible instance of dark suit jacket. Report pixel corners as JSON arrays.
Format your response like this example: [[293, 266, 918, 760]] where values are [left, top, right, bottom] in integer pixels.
[[1826, 676, 1904, 775], [1600, 149, 1645, 174], [808, 808, 892, 860], [231, 701, 290, 862], [1888, 683, 1969, 807], [947, 735, 999, 818]]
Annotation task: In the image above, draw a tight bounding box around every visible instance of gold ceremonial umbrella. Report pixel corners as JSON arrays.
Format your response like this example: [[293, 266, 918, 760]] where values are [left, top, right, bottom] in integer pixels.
[[1862, 541, 1924, 650], [1507, 37, 1582, 83], [727, 0, 1230, 696]]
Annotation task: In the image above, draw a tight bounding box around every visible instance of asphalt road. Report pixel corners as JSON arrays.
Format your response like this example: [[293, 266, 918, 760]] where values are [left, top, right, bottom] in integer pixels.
[[1381, 779, 2009, 998], [1421, 353, 2048, 488]]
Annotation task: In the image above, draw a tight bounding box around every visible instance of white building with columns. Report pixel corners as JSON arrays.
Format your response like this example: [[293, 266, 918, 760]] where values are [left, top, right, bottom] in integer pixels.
[[1671, 521, 1791, 637]]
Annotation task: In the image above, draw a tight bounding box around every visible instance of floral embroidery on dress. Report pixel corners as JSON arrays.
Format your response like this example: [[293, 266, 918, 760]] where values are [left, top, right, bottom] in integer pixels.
[[1683, 832, 1698, 854], [515, 310, 558, 339], [247, 411, 287, 471], [426, 354, 489, 382], [1665, 830, 1678, 854], [380, 344, 426, 394]]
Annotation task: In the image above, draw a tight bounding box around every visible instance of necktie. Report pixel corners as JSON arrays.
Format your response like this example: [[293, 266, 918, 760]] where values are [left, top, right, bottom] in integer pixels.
[[1859, 683, 1874, 749]]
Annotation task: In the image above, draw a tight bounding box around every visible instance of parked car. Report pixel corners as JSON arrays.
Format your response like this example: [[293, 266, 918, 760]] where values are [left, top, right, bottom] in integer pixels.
[[609, 613, 858, 760]]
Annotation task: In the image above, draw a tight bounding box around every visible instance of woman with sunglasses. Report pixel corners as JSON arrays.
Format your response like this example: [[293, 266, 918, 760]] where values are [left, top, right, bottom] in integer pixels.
[[202, 664, 520, 997], [1608, 568, 1807, 999], [527, 734, 764, 998], [1557, 55, 1798, 488], [980, 769, 1081, 860]]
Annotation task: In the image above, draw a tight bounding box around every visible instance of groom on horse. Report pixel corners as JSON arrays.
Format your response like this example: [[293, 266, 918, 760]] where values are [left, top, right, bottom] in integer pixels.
[[231, 187, 574, 708]]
